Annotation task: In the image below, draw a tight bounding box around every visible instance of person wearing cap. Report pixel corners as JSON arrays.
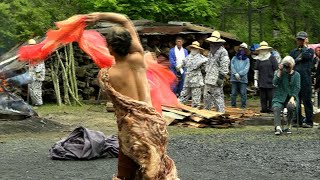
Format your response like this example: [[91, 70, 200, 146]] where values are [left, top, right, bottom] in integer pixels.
[[203, 31, 230, 112], [230, 42, 250, 109], [178, 41, 208, 108], [289, 31, 315, 128], [247, 43, 260, 84], [254, 41, 278, 113], [169, 37, 188, 97], [27, 39, 46, 106], [272, 56, 300, 135]]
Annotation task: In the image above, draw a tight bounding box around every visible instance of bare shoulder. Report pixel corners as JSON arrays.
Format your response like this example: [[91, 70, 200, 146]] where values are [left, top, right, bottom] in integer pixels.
[[127, 52, 146, 68]]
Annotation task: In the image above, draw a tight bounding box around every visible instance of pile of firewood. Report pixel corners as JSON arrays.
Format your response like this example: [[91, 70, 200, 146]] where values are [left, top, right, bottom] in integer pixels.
[[105, 102, 258, 128], [162, 104, 257, 128]]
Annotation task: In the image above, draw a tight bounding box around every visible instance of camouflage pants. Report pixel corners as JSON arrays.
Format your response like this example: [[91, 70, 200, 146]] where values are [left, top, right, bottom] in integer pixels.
[[203, 84, 225, 112], [29, 81, 43, 106], [179, 86, 202, 108]]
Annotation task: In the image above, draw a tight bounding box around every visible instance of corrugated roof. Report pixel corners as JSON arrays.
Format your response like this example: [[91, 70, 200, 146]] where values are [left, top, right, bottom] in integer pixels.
[[95, 20, 240, 42]]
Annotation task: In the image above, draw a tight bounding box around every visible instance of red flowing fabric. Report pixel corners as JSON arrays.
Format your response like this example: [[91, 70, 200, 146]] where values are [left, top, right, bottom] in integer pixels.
[[145, 53, 178, 113], [78, 30, 114, 68], [17, 15, 178, 113], [18, 15, 114, 67]]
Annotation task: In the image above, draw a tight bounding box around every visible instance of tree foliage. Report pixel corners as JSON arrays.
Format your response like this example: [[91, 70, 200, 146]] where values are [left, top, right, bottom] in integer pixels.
[[1, 0, 320, 55]]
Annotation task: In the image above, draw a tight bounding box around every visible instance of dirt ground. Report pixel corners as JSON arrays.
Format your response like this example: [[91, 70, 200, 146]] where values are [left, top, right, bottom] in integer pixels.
[[0, 104, 319, 180]]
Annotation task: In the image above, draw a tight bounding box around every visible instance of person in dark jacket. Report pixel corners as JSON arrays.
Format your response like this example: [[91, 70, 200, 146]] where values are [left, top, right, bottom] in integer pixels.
[[254, 41, 278, 113], [289, 31, 314, 128], [272, 56, 300, 135]]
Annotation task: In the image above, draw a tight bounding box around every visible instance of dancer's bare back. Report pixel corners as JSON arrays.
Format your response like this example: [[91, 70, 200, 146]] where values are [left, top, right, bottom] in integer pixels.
[[108, 53, 151, 105], [86, 13, 151, 105]]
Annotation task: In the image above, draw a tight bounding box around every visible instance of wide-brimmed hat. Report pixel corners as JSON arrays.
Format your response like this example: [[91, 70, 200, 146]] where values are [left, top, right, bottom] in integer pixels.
[[296, 31, 308, 39], [206, 31, 226, 43], [256, 41, 272, 51], [187, 41, 204, 50], [28, 39, 36, 45], [234, 42, 250, 55]]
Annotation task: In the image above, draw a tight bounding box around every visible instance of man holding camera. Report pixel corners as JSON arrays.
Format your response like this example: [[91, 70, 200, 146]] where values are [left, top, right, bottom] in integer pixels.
[[272, 56, 300, 135], [289, 31, 315, 128]]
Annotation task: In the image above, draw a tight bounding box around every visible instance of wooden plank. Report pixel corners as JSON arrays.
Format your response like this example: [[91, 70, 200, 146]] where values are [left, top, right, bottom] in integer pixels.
[[189, 115, 204, 123], [178, 104, 223, 119], [162, 111, 186, 120], [162, 106, 191, 117], [162, 116, 176, 126]]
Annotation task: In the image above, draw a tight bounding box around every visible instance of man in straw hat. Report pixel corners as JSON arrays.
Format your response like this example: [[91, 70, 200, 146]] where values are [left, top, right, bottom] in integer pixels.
[[178, 41, 207, 108], [272, 56, 300, 135], [254, 41, 278, 113], [203, 31, 230, 112], [169, 37, 188, 97], [27, 39, 46, 106], [289, 31, 315, 128], [230, 42, 250, 109]]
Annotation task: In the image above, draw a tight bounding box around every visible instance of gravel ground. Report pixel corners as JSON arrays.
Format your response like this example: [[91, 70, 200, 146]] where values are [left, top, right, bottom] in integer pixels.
[[1, 126, 319, 180]]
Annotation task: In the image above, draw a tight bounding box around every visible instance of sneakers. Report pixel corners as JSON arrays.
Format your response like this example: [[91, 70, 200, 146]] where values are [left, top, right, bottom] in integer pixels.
[[283, 128, 292, 134], [302, 123, 313, 128], [274, 126, 282, 135], [275, 129, 282, 135]]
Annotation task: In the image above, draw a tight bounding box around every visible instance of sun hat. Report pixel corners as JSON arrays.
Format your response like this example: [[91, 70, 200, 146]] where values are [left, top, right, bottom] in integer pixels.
[[206, 31, 226, 43], [234, 42, 250, 55], [296, 31, 308, 39], [256, 41, 272, 51], [28, 39, 36, 45], [187, 41, 204, 50]]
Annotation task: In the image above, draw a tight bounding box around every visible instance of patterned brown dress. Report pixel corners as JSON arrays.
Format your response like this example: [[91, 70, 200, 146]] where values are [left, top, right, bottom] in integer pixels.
[[98, 68, 179, 180]]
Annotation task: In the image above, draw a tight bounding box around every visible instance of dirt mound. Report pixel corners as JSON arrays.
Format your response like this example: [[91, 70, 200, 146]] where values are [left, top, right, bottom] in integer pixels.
[[0, 116, 65, 135]]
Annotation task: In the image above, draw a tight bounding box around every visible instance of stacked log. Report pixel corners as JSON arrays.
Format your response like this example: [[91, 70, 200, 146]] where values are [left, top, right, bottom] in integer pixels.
[[163, 104, 257, 128]]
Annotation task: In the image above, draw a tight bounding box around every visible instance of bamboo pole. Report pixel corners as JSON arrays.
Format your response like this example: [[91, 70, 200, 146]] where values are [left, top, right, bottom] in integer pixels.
[[50, 57, 62, 106], [67, 44, 74, 95], [56, 50, 71, 105], [55, 50, 83, 106], [68, 43, 79, 100]]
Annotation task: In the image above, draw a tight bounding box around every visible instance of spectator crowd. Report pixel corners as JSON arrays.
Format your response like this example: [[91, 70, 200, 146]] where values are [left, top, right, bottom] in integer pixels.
[[154, 30, 318, 135]]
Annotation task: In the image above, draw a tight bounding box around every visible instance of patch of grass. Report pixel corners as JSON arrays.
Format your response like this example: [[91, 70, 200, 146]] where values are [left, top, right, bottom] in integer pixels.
[[36, 104, 101, 115]]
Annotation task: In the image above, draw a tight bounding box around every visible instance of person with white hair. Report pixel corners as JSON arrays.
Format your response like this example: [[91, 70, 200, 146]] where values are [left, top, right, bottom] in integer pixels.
[[27, 39, 46, 106], [272, 56, 300, 135]]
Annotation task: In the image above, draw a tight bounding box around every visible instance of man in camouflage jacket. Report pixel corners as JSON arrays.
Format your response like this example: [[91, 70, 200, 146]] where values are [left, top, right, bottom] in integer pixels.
[[203, 31, 230, 112], [179, 41, 207, 108]]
